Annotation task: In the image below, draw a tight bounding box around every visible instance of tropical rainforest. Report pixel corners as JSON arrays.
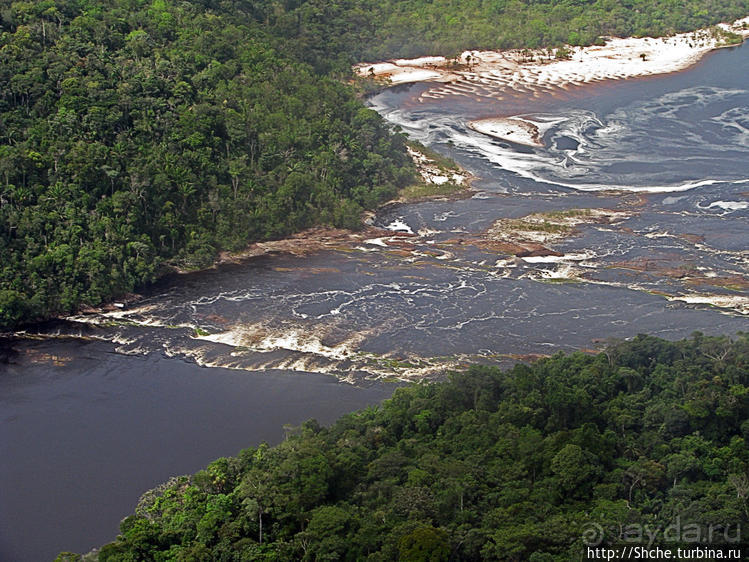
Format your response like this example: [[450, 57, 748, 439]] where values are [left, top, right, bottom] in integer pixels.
[[2, 0, 749, 329], [0, 0, 416, 329], [55, 334, 749, 560]]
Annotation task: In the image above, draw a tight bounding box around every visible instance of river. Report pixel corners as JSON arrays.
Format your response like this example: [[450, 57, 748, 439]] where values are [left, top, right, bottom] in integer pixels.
[[1, 41, 748, 561], [0, 340, 395, 560]]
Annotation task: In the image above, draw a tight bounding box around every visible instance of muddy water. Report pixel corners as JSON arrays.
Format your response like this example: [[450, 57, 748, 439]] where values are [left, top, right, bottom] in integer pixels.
[[2, 41, 748, 562]]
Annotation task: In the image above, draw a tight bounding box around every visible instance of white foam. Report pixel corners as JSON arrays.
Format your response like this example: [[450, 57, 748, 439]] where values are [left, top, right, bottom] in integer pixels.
[[522, 252, 595, 264], [196, 326, 362, 361], [433, 211, 456, 222], [373, 81, 749, 194], [385, 218, 415, 234], [710, 106, 749, 146], [539, 264, 582, 280], [707, 200, 749, 211], [667, 294, 749, 314], [449, 112, 747, 192]]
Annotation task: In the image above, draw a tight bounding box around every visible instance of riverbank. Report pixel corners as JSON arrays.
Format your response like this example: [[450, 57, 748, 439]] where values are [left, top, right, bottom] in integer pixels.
[[198, 144, 473, 266], [0, 143, 473, 334], [354, 17, 748, 146], [354, 17, 749, 104]]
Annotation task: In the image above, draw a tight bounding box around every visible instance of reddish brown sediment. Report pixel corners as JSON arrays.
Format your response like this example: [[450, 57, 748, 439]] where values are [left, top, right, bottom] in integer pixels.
[[214, 226, 392, 263], [685, 275, 749, 290], [474, 239, 562, 257]]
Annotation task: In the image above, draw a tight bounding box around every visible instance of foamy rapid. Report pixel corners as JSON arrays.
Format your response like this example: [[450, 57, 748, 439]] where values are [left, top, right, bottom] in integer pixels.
[[187, 322, 458, 381], [667, 294, 749, 315], [196, 324, 364, 361], [372, 86, 749, 193]]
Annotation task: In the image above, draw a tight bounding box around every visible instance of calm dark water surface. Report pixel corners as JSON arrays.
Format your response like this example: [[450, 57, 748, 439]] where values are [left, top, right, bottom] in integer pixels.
[[0, 341, 394, 560], [2, 42, 748, 562]]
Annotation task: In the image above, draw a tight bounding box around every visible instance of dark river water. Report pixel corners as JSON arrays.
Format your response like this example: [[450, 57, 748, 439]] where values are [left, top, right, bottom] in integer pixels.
[[2, 42, 749, 561], [0, 341, 394, 560]]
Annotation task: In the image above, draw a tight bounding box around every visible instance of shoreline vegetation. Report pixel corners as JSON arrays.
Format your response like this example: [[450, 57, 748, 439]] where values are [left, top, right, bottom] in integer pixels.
[[0, 0, 419, 331], [391, 142, 473, 203], [95, 146, 471, 307], [211, 140, 473, 265], [1, 142, 471, 325], [63, 333, 749, 561], [139, 15, 749, 313], [355, 17, 749, 87], [2, 3, 746, 558]]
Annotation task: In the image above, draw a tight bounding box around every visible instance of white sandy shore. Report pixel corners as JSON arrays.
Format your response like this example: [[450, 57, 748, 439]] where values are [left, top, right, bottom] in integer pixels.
[[355, 17, 749, 100]]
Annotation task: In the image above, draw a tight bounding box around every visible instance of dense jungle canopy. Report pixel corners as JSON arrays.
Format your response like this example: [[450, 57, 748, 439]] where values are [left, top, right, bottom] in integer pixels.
[[58, 334, 749, 560]]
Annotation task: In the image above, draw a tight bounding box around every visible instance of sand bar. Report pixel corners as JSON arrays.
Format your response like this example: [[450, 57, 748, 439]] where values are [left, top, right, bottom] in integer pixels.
[[468, 117, 543, 147], [354, 17, 749, 96]]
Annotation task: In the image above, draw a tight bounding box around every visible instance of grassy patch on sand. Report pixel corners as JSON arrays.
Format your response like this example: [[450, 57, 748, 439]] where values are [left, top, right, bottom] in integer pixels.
[[398, 181, 465, 201], [541, 208, 594, 219], [504, 219, 572, 234], [408, 141, 461, 171]]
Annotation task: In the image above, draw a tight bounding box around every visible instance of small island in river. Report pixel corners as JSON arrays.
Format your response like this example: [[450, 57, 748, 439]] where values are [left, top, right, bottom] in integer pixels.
[[468, 117, 544, 147]]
